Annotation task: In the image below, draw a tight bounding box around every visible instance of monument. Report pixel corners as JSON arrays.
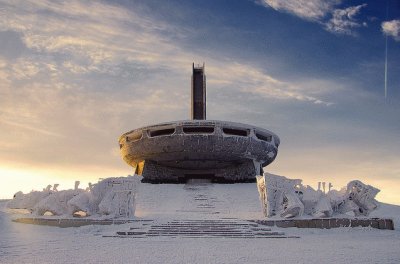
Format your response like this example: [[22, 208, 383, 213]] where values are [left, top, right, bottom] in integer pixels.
[[119, 63, 280, 183], [5, 64, 389, 230]]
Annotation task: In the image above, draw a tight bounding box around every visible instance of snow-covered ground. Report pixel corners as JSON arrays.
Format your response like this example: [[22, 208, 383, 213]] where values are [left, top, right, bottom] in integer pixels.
[[1, 182, 399, 264]]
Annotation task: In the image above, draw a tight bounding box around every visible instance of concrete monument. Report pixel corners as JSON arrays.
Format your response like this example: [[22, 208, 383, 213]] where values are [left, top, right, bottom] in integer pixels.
[[119, 64, 280, 183]]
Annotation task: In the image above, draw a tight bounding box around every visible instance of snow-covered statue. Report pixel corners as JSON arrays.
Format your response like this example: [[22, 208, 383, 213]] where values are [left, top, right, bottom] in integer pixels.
[[67, 191, 93, 216], [68, 177, 139, 218], [257, 173, 380, 218], [6, 176, 140, 218], [258, 173, 304, 218], [256, 176, 267, 216], [297, 184, 333, 217], [347, 180, 380, 215], [33, 188, 84, 216], [329, 180, 380, 216], [7, 189, 52, 212]]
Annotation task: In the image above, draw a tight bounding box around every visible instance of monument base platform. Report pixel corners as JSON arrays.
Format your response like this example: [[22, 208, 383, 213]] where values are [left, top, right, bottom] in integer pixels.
[[12, 217, 146, 228], [253, 218, 394, 230], [9, 183, 395, 230], [12, 217, 394, 230]]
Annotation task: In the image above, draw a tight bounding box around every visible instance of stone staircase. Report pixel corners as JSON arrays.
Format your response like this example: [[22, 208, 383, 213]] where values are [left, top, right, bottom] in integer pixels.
[[176, 181, 221, 214], [109, 219, 299, 239]]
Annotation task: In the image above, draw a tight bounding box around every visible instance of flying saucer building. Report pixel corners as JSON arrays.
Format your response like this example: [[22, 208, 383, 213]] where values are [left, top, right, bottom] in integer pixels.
[[119, 64, 280, 183]]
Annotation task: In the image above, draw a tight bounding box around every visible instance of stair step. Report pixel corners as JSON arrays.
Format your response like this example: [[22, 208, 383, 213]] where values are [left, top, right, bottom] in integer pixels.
[[113, 219, 298, 239], [117, 231, 147, 236], [106, 235, 298, 239], [147, 231, 282, 234], [150, 226, 253, 228]]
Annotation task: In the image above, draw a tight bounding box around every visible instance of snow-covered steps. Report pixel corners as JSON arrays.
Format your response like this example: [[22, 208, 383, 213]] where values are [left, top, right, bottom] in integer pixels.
[[110, 219, 299, 239], [135, 183, 262, 219]]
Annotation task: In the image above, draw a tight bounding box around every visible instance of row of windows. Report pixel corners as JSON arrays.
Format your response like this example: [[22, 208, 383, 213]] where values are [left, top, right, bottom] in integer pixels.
[[123, 126, 273, 144]]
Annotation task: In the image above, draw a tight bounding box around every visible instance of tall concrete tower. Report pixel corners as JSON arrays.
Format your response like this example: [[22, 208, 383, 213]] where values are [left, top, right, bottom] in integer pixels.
[[191, 63, 206, 120]]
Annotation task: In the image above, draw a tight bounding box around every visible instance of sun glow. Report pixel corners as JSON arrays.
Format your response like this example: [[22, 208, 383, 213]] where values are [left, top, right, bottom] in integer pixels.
[[0, 165, 131, 199], [0, 167, 77, 199]]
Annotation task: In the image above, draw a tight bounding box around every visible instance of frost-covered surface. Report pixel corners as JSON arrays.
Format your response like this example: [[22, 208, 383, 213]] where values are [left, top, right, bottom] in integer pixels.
[[257, 173, 380, 219], [1, 183, 399, 264], [6, 176, 140, 218]]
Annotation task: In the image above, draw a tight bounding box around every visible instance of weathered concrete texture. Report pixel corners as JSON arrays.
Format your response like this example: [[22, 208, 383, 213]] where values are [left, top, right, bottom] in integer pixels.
[[120, 120, 279, 183], [253, 218, 395, 230]]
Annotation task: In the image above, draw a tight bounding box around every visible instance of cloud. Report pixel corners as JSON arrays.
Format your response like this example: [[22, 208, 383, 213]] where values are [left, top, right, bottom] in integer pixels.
[[0, 119, 63, 137], [207, 63, 333, 106], [382, 19, 400, 41], [0, 0, 186, 69], [0, 0, 334, 102], [258, 1, 368, 36], [0, 0, 343, 173], [325, 4, 367, 35], [0, 30, 27, 60], [258, 0, 338, 21]]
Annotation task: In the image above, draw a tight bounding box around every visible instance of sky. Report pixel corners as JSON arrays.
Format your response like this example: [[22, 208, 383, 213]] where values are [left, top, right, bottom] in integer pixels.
[[0, 0, 399, 204]]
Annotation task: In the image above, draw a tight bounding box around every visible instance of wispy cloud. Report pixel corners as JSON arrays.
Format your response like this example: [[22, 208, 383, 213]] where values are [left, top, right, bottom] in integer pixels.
[[0, 0, 346, 171], [0, 0, 334, 102], [0, 119, 63, 137], [382, 19, 400, 41], [0, 0, 186, 68], [207, 63, 333, 106], [258, 0, 367, 36], [258, 0, 338, 21], [325, 4, 367, 35]]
